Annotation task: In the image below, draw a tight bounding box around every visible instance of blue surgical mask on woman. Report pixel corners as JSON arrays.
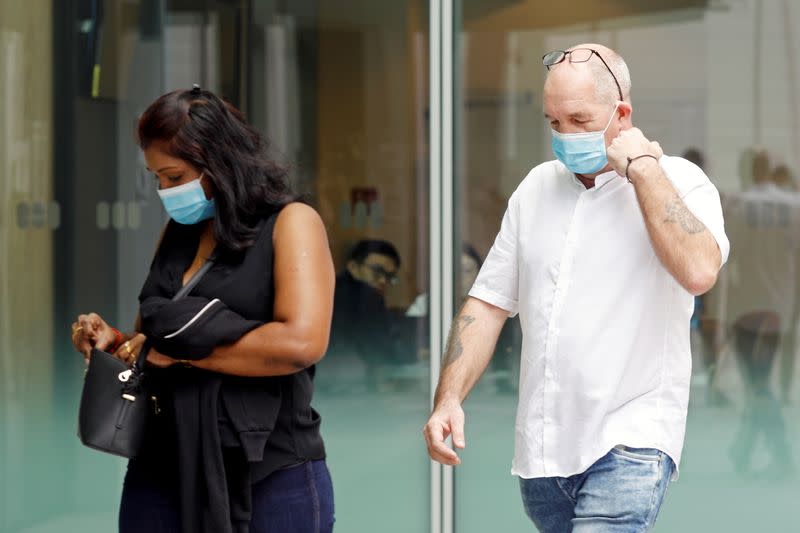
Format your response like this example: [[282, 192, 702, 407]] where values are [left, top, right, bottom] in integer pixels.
[[157, 173, 216, 224], [551, 104, 619, 175]]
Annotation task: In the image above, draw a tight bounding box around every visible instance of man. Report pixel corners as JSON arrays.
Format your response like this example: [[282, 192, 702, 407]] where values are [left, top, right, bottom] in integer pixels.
[[713, 153, 798, 478], [334, 239, 401, 318], [423, 44, 729, 532], [324, 240, 404, 387]]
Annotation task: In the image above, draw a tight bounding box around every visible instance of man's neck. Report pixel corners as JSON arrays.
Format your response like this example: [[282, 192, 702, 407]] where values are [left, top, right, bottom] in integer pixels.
[[576, 174, 595, 189]]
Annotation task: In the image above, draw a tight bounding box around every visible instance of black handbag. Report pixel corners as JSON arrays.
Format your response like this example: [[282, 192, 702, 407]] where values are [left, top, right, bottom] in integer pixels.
[[77, 254, 216, 458]]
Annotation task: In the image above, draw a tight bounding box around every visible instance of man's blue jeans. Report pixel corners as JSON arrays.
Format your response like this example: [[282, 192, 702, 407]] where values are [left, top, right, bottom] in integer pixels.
[[519, 446, 674, 533]]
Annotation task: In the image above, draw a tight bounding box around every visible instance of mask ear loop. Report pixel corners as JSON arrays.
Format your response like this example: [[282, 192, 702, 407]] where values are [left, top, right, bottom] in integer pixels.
[[602, 102, 621, 134], [196, 172, 215, 201]]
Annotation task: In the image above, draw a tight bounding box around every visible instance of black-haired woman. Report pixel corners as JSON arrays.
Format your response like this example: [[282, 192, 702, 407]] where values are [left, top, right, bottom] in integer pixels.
[[70, 86, 335, 533]]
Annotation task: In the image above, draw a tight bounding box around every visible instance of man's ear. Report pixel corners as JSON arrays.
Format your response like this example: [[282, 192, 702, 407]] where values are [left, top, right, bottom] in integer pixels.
[[617, 101, 633, 126]]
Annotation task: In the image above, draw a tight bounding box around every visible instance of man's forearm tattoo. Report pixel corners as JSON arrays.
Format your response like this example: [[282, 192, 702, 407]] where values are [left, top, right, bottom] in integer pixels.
[[664, 194, 706, 234], [443, 314, 476, 367]]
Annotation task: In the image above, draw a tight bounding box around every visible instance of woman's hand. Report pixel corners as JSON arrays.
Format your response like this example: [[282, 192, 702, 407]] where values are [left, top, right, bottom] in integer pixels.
[[71, 313, 115, 360], [113, 333, 148, 365], [71, 314, 152, 366]]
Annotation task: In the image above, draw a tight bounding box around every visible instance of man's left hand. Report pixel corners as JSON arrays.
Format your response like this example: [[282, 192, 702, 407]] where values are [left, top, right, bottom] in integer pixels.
[[607, 127, 663, 177]]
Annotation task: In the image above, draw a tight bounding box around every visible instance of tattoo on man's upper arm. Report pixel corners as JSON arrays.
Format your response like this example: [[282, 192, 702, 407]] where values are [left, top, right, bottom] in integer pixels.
[[442, 314, 476, 367], [664, 194, 706, 234]]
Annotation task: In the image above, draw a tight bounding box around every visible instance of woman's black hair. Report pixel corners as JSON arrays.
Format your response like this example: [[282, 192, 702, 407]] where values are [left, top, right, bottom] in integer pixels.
[[137, 87, 299, 253]]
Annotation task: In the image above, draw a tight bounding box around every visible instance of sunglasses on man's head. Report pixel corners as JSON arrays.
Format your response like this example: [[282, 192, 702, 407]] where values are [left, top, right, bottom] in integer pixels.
[[542, 48, 623, 102]]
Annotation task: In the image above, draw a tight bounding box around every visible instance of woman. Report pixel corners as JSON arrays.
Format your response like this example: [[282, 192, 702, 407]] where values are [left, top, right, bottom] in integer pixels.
[[70, 86, 335, 533]]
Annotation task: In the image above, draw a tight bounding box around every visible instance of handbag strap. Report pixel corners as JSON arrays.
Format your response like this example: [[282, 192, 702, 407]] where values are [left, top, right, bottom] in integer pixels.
[[131, 249, 218, 374], [172, 250, 218, 300]]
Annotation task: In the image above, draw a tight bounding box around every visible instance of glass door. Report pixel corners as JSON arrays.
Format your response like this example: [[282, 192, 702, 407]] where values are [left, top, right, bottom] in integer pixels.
[[3, 0, 436, 530], [451, 1, 800, 532]]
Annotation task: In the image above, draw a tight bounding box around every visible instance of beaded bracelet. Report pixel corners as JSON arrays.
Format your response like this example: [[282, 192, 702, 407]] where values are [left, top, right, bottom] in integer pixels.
[[109, 327, 125, 352], [625, 154, 659, 183]]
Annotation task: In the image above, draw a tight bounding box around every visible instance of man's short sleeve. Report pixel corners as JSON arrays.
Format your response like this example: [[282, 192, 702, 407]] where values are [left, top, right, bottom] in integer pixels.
[[666, 157, 730, 268], [468, 191, 520, 316], [681, 179, 730, 268]]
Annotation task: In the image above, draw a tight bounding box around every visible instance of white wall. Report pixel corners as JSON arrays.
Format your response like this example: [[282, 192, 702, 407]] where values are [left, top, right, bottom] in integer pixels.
[[707, 0, 800, 192]]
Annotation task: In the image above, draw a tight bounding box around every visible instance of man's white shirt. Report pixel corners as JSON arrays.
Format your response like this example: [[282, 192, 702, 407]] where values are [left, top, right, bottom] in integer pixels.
[[469, 155, 729, 481]]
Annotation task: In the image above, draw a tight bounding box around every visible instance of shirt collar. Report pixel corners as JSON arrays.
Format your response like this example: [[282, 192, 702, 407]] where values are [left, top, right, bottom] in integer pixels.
[[593, 169, 621, 188], [568, 168, 620, 190]]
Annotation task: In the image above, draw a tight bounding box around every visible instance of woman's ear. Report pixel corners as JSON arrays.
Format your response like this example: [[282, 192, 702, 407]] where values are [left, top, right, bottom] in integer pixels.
[[199, 172, 215, 200]]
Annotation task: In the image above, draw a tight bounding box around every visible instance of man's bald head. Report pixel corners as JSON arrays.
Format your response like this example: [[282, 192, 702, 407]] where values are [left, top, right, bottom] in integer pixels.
[[545, 43, 631, 105]]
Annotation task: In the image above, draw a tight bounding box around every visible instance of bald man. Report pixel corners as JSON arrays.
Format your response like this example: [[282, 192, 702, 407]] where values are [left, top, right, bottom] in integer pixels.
[[424, 44, 728, 532]]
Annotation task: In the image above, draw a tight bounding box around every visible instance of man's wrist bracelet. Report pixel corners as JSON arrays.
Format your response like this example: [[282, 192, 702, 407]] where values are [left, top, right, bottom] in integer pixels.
[[625, 154, 659, 183]]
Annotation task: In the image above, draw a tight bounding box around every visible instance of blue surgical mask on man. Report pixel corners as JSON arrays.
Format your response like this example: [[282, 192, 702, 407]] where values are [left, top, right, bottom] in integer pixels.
[[157, 173, 216, 224], [551, 104, 619, 175]]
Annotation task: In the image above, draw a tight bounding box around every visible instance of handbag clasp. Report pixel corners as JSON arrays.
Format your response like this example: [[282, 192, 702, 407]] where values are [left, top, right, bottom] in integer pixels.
[[118, 369, 133, 382]]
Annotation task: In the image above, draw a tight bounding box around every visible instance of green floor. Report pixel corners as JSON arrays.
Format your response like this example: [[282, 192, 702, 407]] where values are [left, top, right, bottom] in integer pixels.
[[6, 379, 800, 532]]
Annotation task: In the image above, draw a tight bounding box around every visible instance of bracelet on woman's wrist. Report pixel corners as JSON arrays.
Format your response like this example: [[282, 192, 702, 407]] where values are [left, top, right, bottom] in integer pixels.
[[109, 327, 125, 352]]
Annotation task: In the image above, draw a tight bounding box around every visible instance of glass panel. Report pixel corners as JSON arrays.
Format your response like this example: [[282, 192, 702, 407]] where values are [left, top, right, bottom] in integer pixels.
[[453, 1, 800, 532], [3, 0, 432, 531], [247, 2, 431, 531], [1, 1, 167, 531], [2, 0, 266, 530]]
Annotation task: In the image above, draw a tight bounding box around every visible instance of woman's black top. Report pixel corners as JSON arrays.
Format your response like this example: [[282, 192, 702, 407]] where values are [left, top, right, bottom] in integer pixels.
[[133, 212, 325, 530]]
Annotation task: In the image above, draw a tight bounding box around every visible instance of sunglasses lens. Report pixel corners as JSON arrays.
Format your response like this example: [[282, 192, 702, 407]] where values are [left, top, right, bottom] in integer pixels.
[[569, 48, 594, 62], [542, 50, 565, 66]]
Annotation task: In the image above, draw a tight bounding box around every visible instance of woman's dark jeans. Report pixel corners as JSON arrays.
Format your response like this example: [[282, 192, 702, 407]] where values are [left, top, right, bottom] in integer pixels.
[[119, 459, 334, 532]]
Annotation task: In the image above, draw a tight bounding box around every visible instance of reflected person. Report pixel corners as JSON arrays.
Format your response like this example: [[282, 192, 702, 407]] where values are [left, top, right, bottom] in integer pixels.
[[722, 155, 799, 478], [405, 243, 522, 392], [326, 239, 406, 388], [681, 147, 722, 399], [424, 44, 728, 532], [772, 164, 799, 405]]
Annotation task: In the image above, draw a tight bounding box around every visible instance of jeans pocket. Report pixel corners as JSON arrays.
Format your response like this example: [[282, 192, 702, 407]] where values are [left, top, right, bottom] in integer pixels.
[[610, 444, 662, 463]]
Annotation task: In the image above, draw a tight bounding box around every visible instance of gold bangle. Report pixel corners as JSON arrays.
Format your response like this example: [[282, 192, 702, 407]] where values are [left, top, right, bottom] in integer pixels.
[[176, 359, 193, 367], [124, 341, 133, 355]]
